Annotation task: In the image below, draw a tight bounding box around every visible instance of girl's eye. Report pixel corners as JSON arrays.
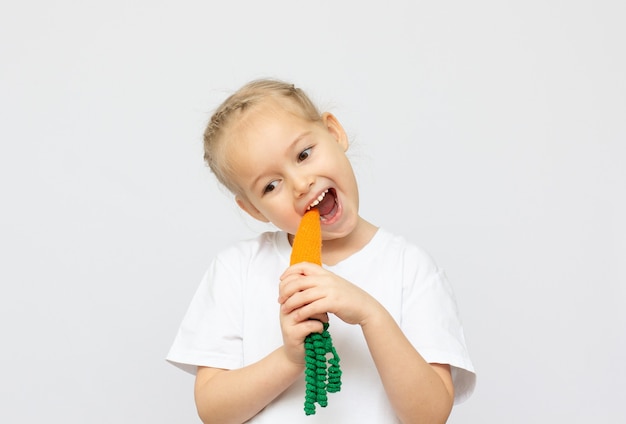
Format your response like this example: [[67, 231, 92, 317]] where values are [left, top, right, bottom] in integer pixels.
[[263, 181, 278, 194], [298, 147, 312, 162]]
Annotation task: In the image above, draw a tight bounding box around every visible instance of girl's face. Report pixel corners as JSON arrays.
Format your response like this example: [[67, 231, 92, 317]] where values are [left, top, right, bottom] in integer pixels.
[[225, 98, 360, 241]]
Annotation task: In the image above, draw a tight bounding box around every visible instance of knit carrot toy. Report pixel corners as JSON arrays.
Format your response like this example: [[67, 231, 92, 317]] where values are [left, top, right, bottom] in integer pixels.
[[290, 208, 342, 415]]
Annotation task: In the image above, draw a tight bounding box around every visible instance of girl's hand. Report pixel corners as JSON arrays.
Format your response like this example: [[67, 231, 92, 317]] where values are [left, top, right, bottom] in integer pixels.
[[278, 301, 327, 367], [278, 262, 380, 328]]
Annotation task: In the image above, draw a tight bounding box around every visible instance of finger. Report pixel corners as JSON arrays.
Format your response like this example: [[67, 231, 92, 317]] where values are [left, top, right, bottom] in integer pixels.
[[286, 314, 325, 333], [289, 301, 332, 324], [310, 312, 329, 323], [281, 311, 325, 339], [278, 274, 317, 304], [280, 262, 320, 280], [281, 285, 325, 315], [301, 318, 325, 335]]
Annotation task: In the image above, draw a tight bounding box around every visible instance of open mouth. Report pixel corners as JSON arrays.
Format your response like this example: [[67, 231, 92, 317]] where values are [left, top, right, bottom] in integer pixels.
[[307, 188, 338, 219]]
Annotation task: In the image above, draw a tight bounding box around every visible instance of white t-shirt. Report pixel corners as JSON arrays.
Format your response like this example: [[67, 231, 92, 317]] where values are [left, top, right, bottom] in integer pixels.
[[167, 229, 475, 423]]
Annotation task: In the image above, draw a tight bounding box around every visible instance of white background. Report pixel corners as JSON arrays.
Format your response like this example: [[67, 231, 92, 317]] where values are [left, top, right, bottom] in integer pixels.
[[1, 1, 624, 422]]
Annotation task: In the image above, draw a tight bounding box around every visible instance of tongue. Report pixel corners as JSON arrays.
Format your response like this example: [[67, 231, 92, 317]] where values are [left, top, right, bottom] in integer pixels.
[[316, 191, 336, 216]]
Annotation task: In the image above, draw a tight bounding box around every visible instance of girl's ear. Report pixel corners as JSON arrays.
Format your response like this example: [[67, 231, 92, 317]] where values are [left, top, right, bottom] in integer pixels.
[[321, 112, 349, 152], [236, 195, 270, 223]]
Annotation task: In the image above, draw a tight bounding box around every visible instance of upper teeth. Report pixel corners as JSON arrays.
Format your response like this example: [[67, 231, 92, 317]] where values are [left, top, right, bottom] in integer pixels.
[[307, 190, 329, 210]]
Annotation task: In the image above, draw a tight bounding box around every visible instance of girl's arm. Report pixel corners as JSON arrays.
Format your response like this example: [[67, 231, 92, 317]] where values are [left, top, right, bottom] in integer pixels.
[[360, 303, 455, 424], [194, 347, 300, 424]]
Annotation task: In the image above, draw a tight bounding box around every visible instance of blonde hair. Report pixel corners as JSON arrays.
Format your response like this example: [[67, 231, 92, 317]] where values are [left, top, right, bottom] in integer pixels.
[[203, 79, 322, 194]]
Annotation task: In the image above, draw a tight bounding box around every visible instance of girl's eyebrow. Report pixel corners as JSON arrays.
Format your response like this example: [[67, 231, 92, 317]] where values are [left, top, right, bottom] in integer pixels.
[[289, 130, 312, 150], [248, 130, 312, 191]]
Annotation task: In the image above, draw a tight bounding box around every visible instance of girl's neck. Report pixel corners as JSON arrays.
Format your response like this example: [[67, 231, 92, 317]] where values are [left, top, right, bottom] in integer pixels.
[[320, 217, 378, 266]]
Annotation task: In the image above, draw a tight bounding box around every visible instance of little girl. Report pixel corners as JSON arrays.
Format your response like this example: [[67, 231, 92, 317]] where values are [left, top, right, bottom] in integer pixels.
[[167, 79, 475, 423]]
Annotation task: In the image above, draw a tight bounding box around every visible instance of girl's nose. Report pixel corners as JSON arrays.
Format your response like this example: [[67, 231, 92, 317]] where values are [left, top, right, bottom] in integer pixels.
[[293, 174, 314, 197]]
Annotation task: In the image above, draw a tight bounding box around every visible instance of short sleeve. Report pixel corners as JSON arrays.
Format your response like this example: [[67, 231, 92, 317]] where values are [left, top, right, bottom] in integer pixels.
[[401, 248, 476, 404], [166, 256, 244, 374]]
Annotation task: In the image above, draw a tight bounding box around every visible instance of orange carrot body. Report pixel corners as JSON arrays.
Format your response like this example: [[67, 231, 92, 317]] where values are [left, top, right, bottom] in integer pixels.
[[290, 208, 322, 266]]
